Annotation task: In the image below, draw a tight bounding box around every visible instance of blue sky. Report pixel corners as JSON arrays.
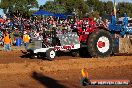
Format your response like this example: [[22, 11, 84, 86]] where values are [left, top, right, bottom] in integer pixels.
[[37, 0, 49, 6], [101, 0, 132, 3], [0, 0, 132, 15]]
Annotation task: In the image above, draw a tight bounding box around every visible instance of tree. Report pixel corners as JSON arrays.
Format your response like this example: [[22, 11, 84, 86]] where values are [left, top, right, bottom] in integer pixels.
[[41, 0, 88, 18], [118, 2, 132, 17], [89, 11, 100, 19], [0, 0, 38, 17], [55, 0, 65, 5], [86, 0, 132, 18], [86, 0, 100, 11], [42, 1, 66, 14], [42, 0, 132, 18], [61, 0, 88, 18], [74, 0, 88, 18]]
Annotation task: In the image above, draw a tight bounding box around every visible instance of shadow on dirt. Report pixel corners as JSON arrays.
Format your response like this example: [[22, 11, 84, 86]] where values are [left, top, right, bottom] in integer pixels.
[[20, 50, 48, 60], [31, 72, 67, 88], [20, 50, 32, 58]]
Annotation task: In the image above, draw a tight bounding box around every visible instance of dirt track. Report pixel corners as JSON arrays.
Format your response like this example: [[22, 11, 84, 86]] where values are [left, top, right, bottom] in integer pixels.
[[0, 50, 131, 88]]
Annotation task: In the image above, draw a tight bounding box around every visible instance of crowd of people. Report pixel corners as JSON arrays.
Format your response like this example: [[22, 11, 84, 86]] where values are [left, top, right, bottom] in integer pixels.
[[0, 14, 78, 51], [0, 13, 109, 51]]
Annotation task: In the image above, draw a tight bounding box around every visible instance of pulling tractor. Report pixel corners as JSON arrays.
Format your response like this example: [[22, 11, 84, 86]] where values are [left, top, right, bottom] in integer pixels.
[[28, 14, 132, 60], [76, 14, 132, 57]]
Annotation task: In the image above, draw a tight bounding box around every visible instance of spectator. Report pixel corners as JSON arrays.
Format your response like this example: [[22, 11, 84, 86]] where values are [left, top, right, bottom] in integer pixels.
[[23, 31, 30, 50], [3, 31, 11, 51]]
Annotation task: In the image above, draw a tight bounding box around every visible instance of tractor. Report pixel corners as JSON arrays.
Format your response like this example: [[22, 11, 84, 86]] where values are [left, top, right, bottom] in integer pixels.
[[27, 13, 132, 60], [75, 13, 132, 57], [74, 17, 113, 57]]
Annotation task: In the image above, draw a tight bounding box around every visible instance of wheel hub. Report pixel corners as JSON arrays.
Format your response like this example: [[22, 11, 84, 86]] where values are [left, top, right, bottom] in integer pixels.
[[97, 41, 105, 48], [96, 36, 110, 53], [50, 50, 55, 58]]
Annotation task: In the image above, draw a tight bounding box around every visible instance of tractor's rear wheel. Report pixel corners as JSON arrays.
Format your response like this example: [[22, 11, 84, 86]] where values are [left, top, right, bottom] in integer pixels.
[[87, 30, 113, 57]]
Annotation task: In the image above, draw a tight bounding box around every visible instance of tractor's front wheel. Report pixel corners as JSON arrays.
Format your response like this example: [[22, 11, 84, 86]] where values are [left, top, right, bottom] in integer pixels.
[[31, 54, 38, 59], [46, 48, 56, 61], [87, 30, 113, 57]]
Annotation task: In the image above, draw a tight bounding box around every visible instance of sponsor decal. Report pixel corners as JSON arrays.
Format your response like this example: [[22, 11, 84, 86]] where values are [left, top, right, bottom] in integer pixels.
[[54, 45, 74, 51], [80, 68, 130, 86]]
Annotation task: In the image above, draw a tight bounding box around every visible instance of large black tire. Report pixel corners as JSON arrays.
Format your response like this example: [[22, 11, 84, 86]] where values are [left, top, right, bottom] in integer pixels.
[[79, 47, 91, 58], [71, 50, 79, 57], [46, 48, 56, 61], [28, 50, 38, 59], [87, 30, 113, 57]]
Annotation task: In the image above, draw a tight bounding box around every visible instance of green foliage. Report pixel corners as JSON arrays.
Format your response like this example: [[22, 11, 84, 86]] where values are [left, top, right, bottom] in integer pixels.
[[64, 0, 88, 18], [97, 1, 113, 16], [42, 1, 66, 14], [86, 0, 113, 16], [1, 0, 132, 18], [74, 0, 89, 18], [86, 0, 132, 18], [118, 2, 132, 17], [89, 11, 100, 19], [42, 0, 88, 18], [0, 0, 38, 17]]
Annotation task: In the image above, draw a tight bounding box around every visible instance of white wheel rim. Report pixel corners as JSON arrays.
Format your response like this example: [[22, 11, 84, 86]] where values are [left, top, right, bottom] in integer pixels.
[[97, 36, 110, 53], [50, 50, 55, 58]]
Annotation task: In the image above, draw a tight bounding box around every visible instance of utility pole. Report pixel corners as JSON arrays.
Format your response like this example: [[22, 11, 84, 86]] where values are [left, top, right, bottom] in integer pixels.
[[113, 0, 117, 18]]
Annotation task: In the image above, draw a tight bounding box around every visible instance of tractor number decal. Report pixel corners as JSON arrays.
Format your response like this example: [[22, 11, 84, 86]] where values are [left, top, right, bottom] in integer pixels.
[[54, 45, 74, 51]]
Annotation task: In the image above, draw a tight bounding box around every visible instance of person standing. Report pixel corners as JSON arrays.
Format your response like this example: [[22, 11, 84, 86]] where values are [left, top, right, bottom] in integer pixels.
[[23, 31, 30, 50], [3, 32, 11, 51]]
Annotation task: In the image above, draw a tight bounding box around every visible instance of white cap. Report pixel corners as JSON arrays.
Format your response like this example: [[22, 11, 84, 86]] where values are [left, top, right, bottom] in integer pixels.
[[24, 31, 27, 34]]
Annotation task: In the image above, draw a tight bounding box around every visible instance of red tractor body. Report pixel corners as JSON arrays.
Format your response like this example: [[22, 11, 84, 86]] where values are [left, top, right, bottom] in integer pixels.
[[75, 18, 113, 57], [76, 18, 97, 42]]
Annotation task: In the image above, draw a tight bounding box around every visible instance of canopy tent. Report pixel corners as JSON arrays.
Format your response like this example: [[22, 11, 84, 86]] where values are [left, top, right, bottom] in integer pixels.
[[53, 13, 67, 19], [53, 13, 74, 19], [32, 10, 74, 19], [32, 10, 53, 16]]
